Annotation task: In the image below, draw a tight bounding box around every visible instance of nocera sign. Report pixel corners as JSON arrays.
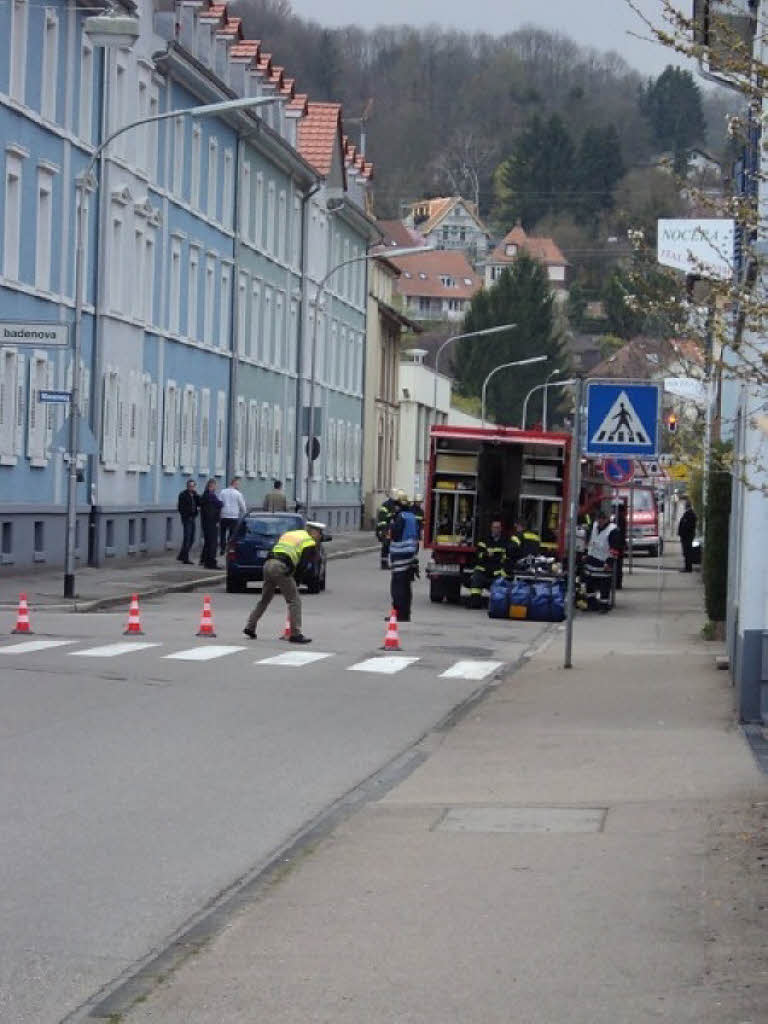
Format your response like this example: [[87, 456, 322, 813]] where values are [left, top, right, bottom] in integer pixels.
[[657, 218, 735, 281]]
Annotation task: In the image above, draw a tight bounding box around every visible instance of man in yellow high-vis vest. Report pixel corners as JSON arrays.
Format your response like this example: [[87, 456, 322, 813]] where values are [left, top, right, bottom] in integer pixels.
[[243, 523, 324, 643]]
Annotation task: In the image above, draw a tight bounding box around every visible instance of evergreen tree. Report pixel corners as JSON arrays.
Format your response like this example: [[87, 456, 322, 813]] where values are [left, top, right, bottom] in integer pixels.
[[640, 66, 706, 167], [454, 255, 564, 426], [574, 124, 625, 228], [601, 270, 644, 340], [493, 114, 575, 229]]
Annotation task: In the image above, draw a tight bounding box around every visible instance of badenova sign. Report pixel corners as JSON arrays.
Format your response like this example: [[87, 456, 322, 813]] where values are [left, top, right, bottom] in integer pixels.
[[657, 218, 735, 281], [0, 321, 69, 346]]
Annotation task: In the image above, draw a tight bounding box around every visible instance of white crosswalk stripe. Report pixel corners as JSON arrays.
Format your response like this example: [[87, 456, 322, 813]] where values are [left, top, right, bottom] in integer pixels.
[[347, 656, 419, 674], [439, 660, 503, 680], [164, 645, 247, 662], [256, 651, 333, 667], [0, 639, 76, 655], [70, 642, 162, 658]]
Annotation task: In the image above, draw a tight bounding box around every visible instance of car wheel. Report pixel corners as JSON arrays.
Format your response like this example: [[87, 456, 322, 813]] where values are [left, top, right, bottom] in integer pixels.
[[445, 580, 462, 604], [430, 578, 445, 603], [647, 545, 658, 558]]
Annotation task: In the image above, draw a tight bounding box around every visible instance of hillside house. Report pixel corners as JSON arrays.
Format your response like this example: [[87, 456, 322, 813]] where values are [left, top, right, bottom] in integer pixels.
[[485, 222, 568, 297]]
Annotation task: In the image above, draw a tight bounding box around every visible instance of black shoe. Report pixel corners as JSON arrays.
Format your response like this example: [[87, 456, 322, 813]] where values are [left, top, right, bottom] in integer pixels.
[[182, 559, 193, 564], [243, 628, 256, 639], [380, 563, 389, 570], [176, 554, 183, 561], [289, 634, 312, 644], [205, 562, 220, 570]]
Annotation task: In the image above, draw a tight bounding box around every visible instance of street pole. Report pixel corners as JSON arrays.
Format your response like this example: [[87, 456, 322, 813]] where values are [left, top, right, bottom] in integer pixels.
[[542, 369, 560, 431], [432, 323, 518, 422], [481, 355, 547, 426], [564, 376, 584, 669]]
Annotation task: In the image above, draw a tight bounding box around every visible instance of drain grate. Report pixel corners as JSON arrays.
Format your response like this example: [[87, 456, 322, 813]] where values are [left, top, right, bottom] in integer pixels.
[[433, 806, 607, 834]]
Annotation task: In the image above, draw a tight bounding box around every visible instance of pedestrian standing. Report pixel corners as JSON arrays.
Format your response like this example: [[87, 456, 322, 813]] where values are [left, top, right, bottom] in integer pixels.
[[199, 478, 223, 569], [678, 499, 697, 573], [388, 492, 420, 622], [176, 479, 200, 564], [242, 522, 324, 643], [219, 476, 247, 554], [263, 479, 288, 512]]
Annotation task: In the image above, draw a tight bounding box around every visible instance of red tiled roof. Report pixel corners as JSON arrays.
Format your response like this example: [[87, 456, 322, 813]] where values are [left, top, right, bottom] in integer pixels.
[[229, 39, 260, 59], [217, 16, 241, 36], [490, 223, 568, 267], [297, 102, 342, 177], [202, 2, 226, 19], [388, 250, 482, 300], [588, 336, 704, 380], [376, 220, 427, 250]]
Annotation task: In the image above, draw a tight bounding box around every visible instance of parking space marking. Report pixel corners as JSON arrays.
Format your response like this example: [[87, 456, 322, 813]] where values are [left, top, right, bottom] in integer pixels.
[[347, 656, 419, 674], [164, 645, 247, 662], [439, 660, 504, 680], [255, 651, 333, 667], [0, 640, 77, 655], [70, 642, 162, 658]]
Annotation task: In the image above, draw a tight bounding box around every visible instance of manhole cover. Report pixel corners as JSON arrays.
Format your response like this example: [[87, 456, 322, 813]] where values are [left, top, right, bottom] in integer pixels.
[[434, 806, 607, 834]]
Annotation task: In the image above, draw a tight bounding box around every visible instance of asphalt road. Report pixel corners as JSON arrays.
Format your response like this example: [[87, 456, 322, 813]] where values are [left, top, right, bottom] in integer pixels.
[[0, 551, 547, 1023]]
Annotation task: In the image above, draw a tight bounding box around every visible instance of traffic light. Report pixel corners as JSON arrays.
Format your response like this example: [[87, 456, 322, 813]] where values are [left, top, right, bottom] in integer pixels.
[[666, 412, 677, 434]]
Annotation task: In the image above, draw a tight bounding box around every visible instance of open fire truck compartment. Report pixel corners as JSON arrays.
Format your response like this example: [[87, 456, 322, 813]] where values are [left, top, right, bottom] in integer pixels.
[[424, 424, 571, 603]]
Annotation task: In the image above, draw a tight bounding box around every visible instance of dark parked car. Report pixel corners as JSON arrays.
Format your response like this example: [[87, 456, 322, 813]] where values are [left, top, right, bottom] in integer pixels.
[[226, 512, 330, 594]]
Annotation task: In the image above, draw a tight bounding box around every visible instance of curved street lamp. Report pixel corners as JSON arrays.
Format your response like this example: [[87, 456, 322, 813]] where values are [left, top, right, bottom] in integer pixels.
[[432, 323, 517, 418], [64, 90, 285, 597], [521, 377, 576, 430], [481, 355, 548, 427], [542, 368, 561, 431], [303, 244, 433, 518]]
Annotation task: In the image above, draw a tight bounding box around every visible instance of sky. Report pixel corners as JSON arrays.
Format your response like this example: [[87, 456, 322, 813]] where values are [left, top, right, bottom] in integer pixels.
[[289, 0, 685, 77]]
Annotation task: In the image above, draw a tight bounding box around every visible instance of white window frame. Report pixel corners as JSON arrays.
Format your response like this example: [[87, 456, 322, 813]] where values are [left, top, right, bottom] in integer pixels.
[[255, 171, 264, 248], [35, 166, 56, 293], [181, 384, 195, 473], [204, 254, 216, 346], [234, 395, 246, 477], [173, 117, 184, 197], [207, 136, 218, 220], [258, 402, 270, 477], [3, 153, 23, 282], [162, 379, 178, 473], [237, 271, 248, 356], [169, 237, 182, 333], [250, 281, 261, 361], [267, 180, 276, 255], [326, 418, 336, 482], [274, 291, 284, 371], [10, 0, 28, 103], [79, 36, 93, 144], [190, 125, 201, 208], [222, 149, 233, 229], [102, 366, 119, 469], [272, 403, 282, 477], [220, 263, 231, 351], [148, 380, 158, 467], [109, 210, 123, 313], [198, 387, 210, 475], [291, 195, 301, 270], [133, 223, 145, 321], [188, 246, 199, 340], [136, 71, 149, 175], [215, 389, 226, 476], [0, 348, 20, 464], [286, 405, 295, 480], [240, 161, 251, 243], [289, 300, 298, 374], [139, 372, 151, 471], [263, 286, 273, 365], [246, 399, 258, 478], [278, 189, 287, 262], [41, 8, 58, 118]]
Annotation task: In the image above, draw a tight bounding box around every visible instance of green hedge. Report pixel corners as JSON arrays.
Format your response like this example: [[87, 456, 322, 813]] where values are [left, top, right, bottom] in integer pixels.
[[703, 456, 731, 623]]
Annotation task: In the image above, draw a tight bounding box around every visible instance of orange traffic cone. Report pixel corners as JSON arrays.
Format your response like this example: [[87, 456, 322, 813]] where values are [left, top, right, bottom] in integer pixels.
[[12, 593, 33, 634], [196, 594, 217, 637], [279, 616, 291, 641], [123, 594, 144, 635], [382, 609, 401, 651]]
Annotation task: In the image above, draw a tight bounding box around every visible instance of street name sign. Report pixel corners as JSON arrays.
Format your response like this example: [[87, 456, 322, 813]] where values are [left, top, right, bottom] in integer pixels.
[[585, 381, 660, 458], [39, 390, 71, 404], [0, 321, 69, 346]]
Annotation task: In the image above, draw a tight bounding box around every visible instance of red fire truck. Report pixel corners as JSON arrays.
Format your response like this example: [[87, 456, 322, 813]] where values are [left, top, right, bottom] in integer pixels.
[[423, 424, 573, 604]]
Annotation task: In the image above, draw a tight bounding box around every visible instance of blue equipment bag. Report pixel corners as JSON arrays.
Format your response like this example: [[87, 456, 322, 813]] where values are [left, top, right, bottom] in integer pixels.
[[488, 577, 510, 619], [507, 579, 532, 619], [528, 581, 553, 621], [550, 579, 566, 621]]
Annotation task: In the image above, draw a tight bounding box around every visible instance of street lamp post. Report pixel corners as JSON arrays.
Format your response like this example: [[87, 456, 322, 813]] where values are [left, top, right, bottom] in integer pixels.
[[481, 356, 548, 427], [521, 378, 576, 430], [542, 368, 561, 431], [64, 92, 283, 597], [432, 323, 517, 421], [303, 244, 430, 518]]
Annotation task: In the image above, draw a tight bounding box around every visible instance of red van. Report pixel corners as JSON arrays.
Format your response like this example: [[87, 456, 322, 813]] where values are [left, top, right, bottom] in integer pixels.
[[616, 486, 661, 557]]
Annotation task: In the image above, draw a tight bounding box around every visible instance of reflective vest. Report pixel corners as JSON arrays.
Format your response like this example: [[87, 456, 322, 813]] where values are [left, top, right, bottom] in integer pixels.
[[271, 529, 316, 571], [390, 510, 419, 561], [588, 522, 613, 563]]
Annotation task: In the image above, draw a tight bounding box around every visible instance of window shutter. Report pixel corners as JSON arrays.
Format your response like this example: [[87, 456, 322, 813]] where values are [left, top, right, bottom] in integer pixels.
[[336, 420, 344, 482], [27, 353, 47, 461], [247, 400, 258, 477], [139, 373, 150, 470], [45, 359, 54, 457], [149, 381, 158, 467], [0, 349, 16, 461], [326, 419, 335, 482], [286, 405, 295, 480], [198, 387, 210, 475], [163, 379, 177, 471], [191, 388, 199, 473], [215, 389, 226, 476], [14, 353, 25, 457], [259, 402, 269, 477], [354, 424, 361, 483], [272, 403, 281, 477], [235, 395, 245, 476]]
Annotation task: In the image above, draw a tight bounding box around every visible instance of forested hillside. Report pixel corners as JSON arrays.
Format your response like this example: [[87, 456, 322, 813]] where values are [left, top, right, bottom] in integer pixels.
[[232, 0, 734, 229]]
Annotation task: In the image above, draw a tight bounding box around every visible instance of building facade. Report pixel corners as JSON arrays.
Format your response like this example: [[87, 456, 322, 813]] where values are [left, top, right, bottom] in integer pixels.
[[405, 196, 490, 264], [388, 249, 482, 324], [485, 222, 569, 299], [0, 0, 375, 568]]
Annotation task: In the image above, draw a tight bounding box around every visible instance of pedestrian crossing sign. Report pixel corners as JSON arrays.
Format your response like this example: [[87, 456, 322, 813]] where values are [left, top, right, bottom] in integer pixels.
[[585, 381, 660, 457]]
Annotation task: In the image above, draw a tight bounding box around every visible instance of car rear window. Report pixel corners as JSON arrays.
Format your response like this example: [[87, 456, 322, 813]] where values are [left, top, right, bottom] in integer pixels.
[[618, 488, 655, 511], [241, 515, 302, 538]]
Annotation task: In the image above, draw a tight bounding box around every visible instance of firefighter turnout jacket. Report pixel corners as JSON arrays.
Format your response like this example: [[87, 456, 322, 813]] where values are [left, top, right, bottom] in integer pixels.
[[376, 497, 397, 541], [474, 534, 512, 579]]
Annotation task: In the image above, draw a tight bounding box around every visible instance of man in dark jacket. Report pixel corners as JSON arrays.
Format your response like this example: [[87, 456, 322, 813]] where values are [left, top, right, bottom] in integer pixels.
[[678, 500, 697, 573], [177, 479, 199, 564], [199, 478, 223, 569]]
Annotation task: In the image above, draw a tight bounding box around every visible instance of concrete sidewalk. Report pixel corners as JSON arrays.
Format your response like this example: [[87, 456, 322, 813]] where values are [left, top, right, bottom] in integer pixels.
[[0, 530, 377, 614], [105, 567, 768, 1024]]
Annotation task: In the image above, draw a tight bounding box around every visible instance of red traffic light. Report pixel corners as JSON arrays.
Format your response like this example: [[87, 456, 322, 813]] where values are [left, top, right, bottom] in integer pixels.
[[666, 412, 677, 433]]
